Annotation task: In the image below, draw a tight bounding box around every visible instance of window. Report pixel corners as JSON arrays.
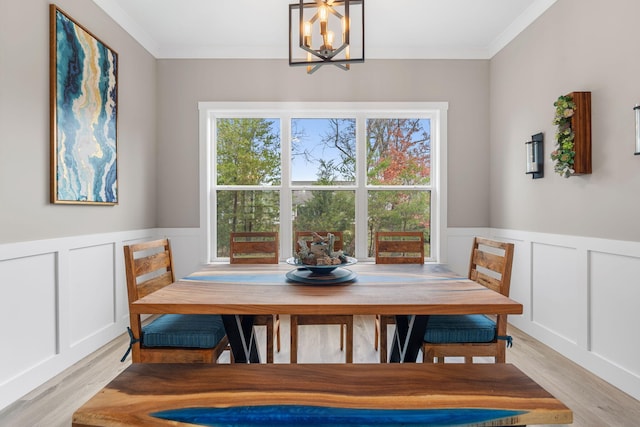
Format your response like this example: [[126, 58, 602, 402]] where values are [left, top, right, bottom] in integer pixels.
[[199, 102, 447, 263], [214, 118, 281, 257]]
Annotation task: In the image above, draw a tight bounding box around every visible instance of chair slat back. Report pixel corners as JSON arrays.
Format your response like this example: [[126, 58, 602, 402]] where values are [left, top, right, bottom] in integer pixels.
[[124, 239, 175, 302], [468, 237, 514, 296], [375, 231, 425, 264], [136, 271, 174, 298], [230, 232, 279, 264], [294, 231, 344, 252]]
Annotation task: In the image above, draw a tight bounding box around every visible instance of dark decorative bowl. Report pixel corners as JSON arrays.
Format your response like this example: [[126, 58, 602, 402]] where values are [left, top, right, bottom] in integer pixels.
[[286, 257, 357, 274]]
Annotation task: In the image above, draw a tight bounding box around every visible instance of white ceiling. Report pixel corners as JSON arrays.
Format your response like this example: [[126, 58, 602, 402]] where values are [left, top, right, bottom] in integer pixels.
[[92, 0, 556, 59]]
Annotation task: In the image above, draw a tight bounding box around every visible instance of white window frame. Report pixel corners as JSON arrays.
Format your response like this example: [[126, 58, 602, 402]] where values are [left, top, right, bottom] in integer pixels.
[[198, 102, 448, 264]]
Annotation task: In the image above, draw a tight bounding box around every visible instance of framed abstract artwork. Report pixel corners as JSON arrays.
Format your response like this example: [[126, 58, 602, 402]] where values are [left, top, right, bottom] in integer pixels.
[[50, 5, 118, 205]]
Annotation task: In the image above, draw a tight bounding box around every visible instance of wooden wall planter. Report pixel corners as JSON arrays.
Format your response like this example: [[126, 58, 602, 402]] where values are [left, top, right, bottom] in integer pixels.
[[569, 91, 592, 175]]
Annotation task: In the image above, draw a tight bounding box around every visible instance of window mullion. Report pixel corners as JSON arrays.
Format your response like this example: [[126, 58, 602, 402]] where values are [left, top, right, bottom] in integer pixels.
[[280, 114, 292, 260], [355, 114, 368, 259]]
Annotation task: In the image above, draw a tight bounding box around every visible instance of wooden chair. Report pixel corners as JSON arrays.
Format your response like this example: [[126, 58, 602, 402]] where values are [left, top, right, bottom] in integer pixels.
[[230, 232, 280, 363], [122, 239, 229, 363], [422, 237, 515, 363], [291, 231, 353, 363], [374, 231, 425, 363]]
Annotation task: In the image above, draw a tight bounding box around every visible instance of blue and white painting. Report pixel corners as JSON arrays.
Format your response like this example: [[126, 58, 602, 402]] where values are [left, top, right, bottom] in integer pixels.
[[52, 7, 118, 204]]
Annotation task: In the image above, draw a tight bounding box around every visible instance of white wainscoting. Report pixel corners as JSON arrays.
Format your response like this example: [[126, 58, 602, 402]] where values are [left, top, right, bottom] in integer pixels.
[[449, 228, 640, 401], [2, 227, 638, 410], [0, 230, 155, 411], [0, 228, 205, 411]]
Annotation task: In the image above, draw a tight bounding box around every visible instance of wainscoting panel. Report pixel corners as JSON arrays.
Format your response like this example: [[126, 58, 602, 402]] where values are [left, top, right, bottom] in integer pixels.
[[0, 253, 57, 387], [589, 250, 640, 377], [69, 243, 117, 347], [531, 242, 580, 344]]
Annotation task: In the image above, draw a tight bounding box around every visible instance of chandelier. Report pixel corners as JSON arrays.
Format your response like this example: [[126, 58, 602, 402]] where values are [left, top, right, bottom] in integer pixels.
[[289, 0, 365, 74]]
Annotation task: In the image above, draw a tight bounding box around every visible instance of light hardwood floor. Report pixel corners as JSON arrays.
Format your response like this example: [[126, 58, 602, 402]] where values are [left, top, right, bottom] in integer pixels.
[[1, 316, 639, 426]]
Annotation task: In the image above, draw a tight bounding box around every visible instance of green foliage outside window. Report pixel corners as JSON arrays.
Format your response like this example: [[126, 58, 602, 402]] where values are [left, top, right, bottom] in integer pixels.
[[217, 118, 281, 186], [216, 118, 281, 257], [368, 190, 430, 257]]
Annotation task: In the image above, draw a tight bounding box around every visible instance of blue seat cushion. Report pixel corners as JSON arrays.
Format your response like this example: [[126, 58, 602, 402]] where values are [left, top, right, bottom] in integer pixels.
[[424, 314, 496, 344], [142, 314, 226, 348]]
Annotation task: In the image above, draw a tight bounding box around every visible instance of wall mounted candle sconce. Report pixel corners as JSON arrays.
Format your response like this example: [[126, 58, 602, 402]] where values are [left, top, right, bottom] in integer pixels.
[[634, 105, 640, 155], [525, 132, 544, 179]]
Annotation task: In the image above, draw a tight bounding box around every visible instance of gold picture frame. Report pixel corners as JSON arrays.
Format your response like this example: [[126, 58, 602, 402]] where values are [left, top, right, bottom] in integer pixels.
[[50, 5, 118, 205]]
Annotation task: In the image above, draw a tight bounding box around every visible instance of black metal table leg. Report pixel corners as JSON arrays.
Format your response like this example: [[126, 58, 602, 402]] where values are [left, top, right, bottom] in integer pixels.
[[389, 315, 429, 363], [221, 314, 260, 363]]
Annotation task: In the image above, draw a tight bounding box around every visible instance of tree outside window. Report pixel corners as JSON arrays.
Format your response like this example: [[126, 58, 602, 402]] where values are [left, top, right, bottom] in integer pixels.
[[215, 118, 281, 257]]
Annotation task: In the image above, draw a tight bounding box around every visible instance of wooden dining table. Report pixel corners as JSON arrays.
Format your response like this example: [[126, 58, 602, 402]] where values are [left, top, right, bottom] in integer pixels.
[[130, 262, 523, 363]]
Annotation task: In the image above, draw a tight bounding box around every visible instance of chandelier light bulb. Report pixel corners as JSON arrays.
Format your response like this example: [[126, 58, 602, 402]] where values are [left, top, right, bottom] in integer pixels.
[[303, 21, 312, 47], [319, 5, 328, 22], [326, 31, 334, 49]]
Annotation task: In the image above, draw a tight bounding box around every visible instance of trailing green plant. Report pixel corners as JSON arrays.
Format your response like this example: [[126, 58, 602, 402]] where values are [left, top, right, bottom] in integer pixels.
[[550, 95, 576, 178]]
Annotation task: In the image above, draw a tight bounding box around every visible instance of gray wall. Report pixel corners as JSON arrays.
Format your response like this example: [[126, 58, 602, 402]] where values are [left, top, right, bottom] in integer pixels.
[[0, 0, 157, 244], [156, 59, 491, 229], [490, 0, 640, 241]]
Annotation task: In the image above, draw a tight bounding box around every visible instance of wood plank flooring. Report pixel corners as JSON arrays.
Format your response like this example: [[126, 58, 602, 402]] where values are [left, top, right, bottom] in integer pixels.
[[1, 316, 639, 426]]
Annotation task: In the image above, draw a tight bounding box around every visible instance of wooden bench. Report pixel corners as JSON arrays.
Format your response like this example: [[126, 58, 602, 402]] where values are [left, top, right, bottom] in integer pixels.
[[73, 363, 572, 426]]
